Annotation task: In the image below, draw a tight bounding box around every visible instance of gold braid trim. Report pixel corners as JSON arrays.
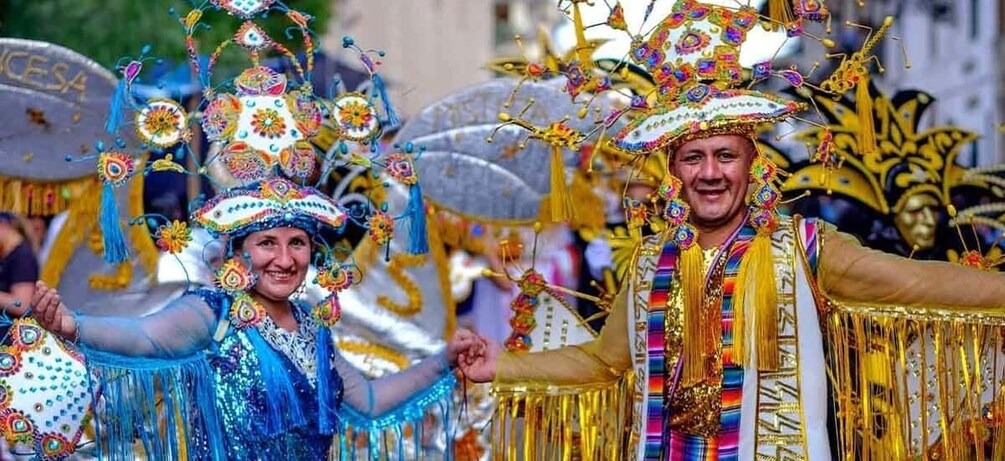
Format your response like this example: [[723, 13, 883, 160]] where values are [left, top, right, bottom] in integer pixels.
[[335, 339, 411, 372], [826, 302, 1005, 460], [490, 374, 634, 461], [0, 176, 93, 216], [425, 211, 458, 338], [375, 253, 425, 316], [40, 177, 101, 286], [355, 207, 456, 336]]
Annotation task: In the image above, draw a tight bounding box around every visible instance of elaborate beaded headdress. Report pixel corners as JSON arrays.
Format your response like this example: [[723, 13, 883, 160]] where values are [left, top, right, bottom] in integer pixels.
[[77, 0, 428, 267], [608, 0, 806, 248]]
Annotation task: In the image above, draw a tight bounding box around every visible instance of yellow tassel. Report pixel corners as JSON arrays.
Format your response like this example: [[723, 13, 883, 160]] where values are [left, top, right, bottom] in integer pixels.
[[769, 0, 794, 28], [749, 235, 779, 371], [733, 251, 752, 368], [570, 0, 593, 70], [490, 377, 632, 459], [549, 146, 574, 222], [857, 76, 878, 155], [681, 244, 707, 386], [570, 171, 604, 230]]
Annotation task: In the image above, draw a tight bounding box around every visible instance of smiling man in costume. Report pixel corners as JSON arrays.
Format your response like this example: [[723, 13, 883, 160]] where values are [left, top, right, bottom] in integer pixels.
[[459, 1, 1005, 459]]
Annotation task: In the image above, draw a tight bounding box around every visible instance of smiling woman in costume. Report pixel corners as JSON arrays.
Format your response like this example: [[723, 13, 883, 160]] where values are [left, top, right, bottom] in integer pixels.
[[19, 1, 481, 458], [30, 175, 479, 459]]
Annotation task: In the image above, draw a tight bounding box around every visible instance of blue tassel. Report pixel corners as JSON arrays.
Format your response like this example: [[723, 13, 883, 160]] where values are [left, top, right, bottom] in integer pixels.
[[99, 183, 130, 263], [246, 329, 306, 435], [406, 183, 428, 254], [105, 79, 126, 134], [315, 324, 339, 434], [371, 73, 400, 128]]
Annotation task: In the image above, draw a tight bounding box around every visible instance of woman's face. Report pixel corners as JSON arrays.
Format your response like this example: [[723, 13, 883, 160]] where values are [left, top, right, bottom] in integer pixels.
[[240, 227, 311, 302]]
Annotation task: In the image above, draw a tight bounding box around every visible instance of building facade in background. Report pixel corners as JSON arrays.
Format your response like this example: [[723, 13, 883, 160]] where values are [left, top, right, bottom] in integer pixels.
[[325, 0, 494, 117], [325, 0, 564, 119], [878, 0, 1004, 165], [326, 0, 1005, 164]]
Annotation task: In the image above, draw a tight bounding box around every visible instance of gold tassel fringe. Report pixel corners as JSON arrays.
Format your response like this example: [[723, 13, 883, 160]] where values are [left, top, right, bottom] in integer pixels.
[[857, 76, 878, 155], [750, 234, 779, 371], [681, 243, 708, 386], [490, 375, 632, 461], [548, 146, 574, 222], [732, 234, 778, 371], [569, 171, 605, 231], [733, 247, 751, 367], [827, 303, 1005, 460], [40, 178, 101, 287]]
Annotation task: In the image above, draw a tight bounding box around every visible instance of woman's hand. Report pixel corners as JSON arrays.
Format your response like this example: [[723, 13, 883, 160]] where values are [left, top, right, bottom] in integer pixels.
[[445, 328, 484, 368], [30, 281, 77, 341]]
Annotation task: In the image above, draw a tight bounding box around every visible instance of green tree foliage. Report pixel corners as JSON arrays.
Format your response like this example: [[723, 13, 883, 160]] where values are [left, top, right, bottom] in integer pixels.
[[0, 0, 332, 72]]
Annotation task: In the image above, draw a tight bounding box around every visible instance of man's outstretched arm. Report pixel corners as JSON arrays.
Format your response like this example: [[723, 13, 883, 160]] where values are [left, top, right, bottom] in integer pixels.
[[492, 285, 632, 385], [819, 226, 1005, 310]]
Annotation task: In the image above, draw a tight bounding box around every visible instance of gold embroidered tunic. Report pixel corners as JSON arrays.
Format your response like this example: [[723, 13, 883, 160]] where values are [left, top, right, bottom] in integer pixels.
[[492, 220, 1005, 459]]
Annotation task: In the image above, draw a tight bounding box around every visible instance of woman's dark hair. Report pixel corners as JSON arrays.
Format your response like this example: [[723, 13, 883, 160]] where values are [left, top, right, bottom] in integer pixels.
[[230, 235, 247, 257]]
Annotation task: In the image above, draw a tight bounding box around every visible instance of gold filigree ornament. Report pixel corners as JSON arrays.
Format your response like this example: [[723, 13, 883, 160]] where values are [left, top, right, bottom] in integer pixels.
[[782, 84, 1005, 252]]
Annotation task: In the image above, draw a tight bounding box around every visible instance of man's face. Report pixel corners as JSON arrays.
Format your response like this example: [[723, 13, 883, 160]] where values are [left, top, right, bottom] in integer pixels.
[[670, 134, 755, 230], [894, 193, 939, 249]]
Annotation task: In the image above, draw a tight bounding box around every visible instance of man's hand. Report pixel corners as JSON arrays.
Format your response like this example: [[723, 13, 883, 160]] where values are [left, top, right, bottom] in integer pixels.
[[30, 281, 77, 340], [446, 328, 484, 368], [458, 335, 500, 383]]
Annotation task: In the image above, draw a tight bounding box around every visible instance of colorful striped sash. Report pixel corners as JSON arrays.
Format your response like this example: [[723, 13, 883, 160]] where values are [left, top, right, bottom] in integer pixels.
[[644, 224, 756, 460], [643, 242, 680, 459]]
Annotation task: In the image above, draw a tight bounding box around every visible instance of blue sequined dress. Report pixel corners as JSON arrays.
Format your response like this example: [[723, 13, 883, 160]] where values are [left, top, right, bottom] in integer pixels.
[[73, 288, 457, 460]]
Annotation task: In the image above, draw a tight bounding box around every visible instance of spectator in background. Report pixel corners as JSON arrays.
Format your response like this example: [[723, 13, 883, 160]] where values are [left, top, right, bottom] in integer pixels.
[[0, 212, 39, 318]]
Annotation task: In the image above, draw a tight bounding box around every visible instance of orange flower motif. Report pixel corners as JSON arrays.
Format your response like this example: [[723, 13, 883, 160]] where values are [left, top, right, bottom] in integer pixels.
[[367, 212, 395, 246], [142, 106, 181, 137], [250, 108, 287, 139], [155, 220, 192, 254], [215, 259, 255, 293], [951, 247, 1004, 271], [338, 100, 373, 131], [229, 293, 266, 328], [315, 265, 354, 292]]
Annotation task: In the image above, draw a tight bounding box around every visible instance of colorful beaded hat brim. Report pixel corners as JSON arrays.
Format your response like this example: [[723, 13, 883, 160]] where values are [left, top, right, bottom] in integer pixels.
[[192, 177, 346, 238], [612, 83, 805, 154]]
